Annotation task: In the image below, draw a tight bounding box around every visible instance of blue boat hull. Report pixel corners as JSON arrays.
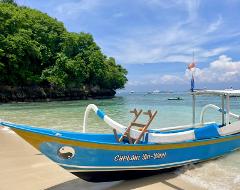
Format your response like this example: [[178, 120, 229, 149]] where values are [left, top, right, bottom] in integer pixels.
[[1, 122, 240, 181], [40, 135, 240, 172]]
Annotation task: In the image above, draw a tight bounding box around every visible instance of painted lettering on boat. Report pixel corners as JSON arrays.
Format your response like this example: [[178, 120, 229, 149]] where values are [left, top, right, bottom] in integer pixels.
[[114, 154, 140, 161], [114, 152, 167, 162]]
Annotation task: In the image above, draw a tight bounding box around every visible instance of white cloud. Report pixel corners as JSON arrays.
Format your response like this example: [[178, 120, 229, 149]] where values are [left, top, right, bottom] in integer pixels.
[[145, 0, 200, 21], [185, 55, 240, 83], [128, 55, 240, 88], [159, 74, 185, 84], [185, 0, 200, 22], [210, 55, 240, 71], [101, 1, 231, 65], [206, 16, 223, 33], [105, 26, 230, 64], [127, 74, 186, 87], [39, 0, 239, 67], [99, 1, 239, 65], [55, 0, 101, 16], [200, 47, 229, 58]]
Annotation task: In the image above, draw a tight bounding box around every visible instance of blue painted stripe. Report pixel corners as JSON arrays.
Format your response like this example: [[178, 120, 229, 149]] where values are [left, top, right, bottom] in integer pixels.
[[97, 109, 105, 120], [144, 132, 149, 143]]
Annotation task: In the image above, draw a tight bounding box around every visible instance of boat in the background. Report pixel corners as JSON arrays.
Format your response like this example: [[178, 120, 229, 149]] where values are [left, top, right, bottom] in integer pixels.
[[168, 97, 183, 100], [152, 90, 160, 94], [1, 90, 240, 181], [129, 90, 135, 94]]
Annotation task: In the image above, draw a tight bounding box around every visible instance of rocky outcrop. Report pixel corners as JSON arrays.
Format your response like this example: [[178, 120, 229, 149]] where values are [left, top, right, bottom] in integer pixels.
[[0, 86, 115, 103]]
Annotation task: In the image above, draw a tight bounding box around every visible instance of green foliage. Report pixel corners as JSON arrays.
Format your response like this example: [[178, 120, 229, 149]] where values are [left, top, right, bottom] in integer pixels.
[[0, 2, 65, 85], [0, 3, 127, 90], [42, 53, 87, 88], [0, 0, 17, 6], [103, 57, 128, 89]]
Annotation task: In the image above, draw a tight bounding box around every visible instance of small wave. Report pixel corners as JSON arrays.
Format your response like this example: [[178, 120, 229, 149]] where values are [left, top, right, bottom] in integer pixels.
[[175, 155, 240, 190]]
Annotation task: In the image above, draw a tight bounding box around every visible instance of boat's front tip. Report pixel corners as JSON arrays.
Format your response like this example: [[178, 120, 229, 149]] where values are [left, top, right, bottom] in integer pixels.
[[0, 121, 53, 150]]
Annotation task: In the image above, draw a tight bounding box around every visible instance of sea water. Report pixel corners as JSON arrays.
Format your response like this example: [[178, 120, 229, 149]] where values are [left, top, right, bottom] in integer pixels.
[[0, 92, 239, 189]]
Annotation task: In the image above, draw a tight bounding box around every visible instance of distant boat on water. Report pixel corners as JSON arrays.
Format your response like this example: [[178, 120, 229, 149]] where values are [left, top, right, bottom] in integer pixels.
[[225, 87, 234, 91], [152, 90, 160, 94], [129, 91, 135, 94], [168, 97, 183, 100], [144, 90, 160, 95]]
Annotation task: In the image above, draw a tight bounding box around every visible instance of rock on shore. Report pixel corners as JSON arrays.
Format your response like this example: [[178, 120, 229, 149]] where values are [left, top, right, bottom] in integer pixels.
[[0, 86, 115, 102]]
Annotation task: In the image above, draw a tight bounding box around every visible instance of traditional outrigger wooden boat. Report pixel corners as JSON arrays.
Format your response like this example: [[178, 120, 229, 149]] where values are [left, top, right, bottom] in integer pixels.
[[1, 90, 240, 181]]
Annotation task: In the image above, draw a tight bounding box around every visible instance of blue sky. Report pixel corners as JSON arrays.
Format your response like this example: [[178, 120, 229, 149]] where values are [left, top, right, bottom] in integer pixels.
[[18, 0, 240, 91]]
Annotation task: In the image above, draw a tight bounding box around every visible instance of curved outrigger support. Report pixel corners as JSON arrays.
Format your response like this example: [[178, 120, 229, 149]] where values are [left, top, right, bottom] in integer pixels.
[[200, 104, 240, 125], [82, 104, 157, 144], [193, 90, 240, 127], [83, 104, 127, 134]]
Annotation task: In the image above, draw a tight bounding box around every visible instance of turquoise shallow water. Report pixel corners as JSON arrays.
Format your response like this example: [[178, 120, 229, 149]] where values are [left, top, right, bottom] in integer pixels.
[[0, 93, 240, 189]]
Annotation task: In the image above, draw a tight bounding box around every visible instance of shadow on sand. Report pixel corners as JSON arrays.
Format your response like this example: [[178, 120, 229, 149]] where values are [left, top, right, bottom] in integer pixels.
[[48, 168, 187, 190]]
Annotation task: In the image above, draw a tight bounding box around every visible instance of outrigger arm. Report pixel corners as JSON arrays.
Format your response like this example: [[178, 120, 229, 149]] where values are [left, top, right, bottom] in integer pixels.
[[83, 104, 157, 144], [83, 104, 127, 134], [200, 104, 240, 125]]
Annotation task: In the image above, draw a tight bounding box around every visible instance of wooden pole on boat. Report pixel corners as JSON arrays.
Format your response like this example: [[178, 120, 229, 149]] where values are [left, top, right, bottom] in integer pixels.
[[118, 109, 143, 143], [221, 95, 225, 126], [134, 110, 157, 144], [192, 93, 196, 125]]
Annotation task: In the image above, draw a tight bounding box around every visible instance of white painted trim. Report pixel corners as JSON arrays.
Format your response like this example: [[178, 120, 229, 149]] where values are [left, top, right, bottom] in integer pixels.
[[83, 104, 98, 133], [58, 159, 199, 171]]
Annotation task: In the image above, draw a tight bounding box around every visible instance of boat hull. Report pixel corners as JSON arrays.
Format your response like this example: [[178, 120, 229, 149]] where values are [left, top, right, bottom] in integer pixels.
[[72, 167, 179, 182], [9, 127, 240, 175]]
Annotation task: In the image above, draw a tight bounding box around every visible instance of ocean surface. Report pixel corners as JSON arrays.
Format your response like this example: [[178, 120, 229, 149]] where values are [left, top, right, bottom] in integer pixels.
[[1, 92, 240, 189]]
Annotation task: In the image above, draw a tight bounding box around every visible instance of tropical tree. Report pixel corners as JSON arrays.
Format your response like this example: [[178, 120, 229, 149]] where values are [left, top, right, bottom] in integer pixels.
[[0, 2, 128, 91]]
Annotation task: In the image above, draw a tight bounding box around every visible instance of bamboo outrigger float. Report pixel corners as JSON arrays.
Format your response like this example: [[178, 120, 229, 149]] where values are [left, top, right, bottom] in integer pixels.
[[1, 90, 240, 181]]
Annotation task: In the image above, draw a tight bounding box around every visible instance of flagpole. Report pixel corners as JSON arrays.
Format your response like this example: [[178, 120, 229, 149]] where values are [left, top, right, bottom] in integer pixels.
[[189, 50, 195, 92], [192, 50, 195, 63], [191, 50, 196, 124]]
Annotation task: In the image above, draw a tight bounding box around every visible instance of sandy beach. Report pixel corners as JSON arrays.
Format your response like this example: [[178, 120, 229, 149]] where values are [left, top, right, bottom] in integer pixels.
[[0, 126, 203, 190]]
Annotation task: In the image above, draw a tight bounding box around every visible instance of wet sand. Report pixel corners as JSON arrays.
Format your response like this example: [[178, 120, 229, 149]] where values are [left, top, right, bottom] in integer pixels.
[[0, 126, 204, 190]]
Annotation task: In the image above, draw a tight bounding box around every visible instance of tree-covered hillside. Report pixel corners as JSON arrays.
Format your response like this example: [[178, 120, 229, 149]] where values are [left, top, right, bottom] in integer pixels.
[[0, 2, 127, 92]]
